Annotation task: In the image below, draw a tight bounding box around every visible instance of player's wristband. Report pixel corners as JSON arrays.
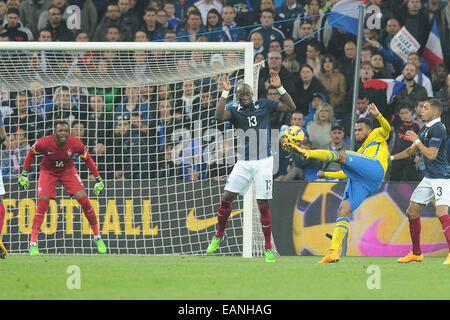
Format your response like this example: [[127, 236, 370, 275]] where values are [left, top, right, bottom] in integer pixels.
[[221, 90, 229, 99], [390, 155, 394, 161], [21, 170, 28, 176], [414, 139, 421, 146], [95, 176, 102, 183], [277, 86, 287, 95]]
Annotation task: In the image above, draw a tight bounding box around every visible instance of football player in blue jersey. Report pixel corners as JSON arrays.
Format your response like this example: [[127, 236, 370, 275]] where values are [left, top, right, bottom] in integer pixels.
[[206, 70, 296, 262]]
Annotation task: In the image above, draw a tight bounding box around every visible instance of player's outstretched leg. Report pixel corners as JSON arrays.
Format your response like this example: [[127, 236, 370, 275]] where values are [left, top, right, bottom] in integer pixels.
[[318, 217, 349, 263], [319, 201, 352, 264], [77, 195, 107, 254], [0, 202, 7, 259], [437, 207, 450, 265], [258, 202, 275, 263], [29, 198, 50, 256], [397, 202, 424, 263], [206, 197, 233, 254]]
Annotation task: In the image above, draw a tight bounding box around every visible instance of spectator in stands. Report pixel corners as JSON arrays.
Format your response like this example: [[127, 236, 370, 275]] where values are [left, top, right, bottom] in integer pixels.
[[118, 0, 140, 35], [268, 39, 282, 53], [258, 51, 296, 100], [250, 31, 265, 57], [370, 52, 392, 79], [320, 122, 350, 173], [293, 20, 323, 65], [289, 110, 309, 139], [133, 50, 149, 80], [36, 0, 67, 31], [248, 8, 284, 51], [154, 99, 183, 178], [225, 0, 258, 27], [105, 25, 120, 42], [88, 60, 120, 112], [209, 5, 245, 42], [294, 63, 328, 116], [141, 7, 166, 41], [305, 41, 323, 76], [431, 64, 448, 93], [71, 0, 98, 41], [163, 0, 181, 31], [93, 3, 132, 42], [336, 40, 356, 92], [205, 8, 221, 33], [113, 119, 133, 180], [162, 29, 178, 41], [411, 98, 427, 127], [194, 0, 223, 26], [0, 7, 34, 41], [395, 0, 430, 54], [389, 105, 421, 181], [1, 133, 29, 181], [306, 102, 333, 148], [395, 52, 433, 97], [115, 83, 150, 125], [85, 94, 114, 148], [4, 91, 41, 142], [174, 79, 200, 122], [71, 121, 87, 146], [299, 0, 325, 31], [156, 8, 170, 30], [191, 87, 219, 137], [86, 139, 114, 181], [282, 38, 300, 74], [48, 86, 81, 129], [44, 6, 73, 41], [134, 29, 148, 42], [19, 0, 50, 38], [276, 0, 304, 37], [435, 73, 450, 113], [0, 2, 6, 33], [177, 9, 206, 42], [391, 63, 429, 115], [28, 81, 53, 131], [317, 53, 346, 118]]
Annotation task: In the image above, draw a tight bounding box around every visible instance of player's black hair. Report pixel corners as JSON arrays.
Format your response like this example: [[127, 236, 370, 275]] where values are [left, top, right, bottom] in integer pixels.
[[356, 117, 373, 129], [428, 98, 443, 114], [55, 120, 70, 129]]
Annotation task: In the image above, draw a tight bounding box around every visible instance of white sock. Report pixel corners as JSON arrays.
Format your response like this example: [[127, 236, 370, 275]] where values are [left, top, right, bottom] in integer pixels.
[[30, 242, 37, 247], [94, 235, 101, 241]]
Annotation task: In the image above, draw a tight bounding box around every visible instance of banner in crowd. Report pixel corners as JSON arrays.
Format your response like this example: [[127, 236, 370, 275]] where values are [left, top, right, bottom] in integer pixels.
[[390, 27, 421, 63], [271, 181, 448, 257]]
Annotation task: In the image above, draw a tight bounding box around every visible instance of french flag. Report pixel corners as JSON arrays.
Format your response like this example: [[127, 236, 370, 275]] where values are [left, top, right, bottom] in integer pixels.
[[363, 79, 405, 103], [422, 19, 444, 70], [329, 0, 366, 36]]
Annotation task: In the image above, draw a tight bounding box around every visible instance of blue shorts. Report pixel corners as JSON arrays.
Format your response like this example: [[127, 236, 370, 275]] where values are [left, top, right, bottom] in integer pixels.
[[341, 151, 385, 211]]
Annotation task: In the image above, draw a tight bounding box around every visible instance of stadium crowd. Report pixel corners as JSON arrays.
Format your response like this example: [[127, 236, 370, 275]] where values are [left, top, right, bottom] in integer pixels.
[[0, 0, 449, 183]]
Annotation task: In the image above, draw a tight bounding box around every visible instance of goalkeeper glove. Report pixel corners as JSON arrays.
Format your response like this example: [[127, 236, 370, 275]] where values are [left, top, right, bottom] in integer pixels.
[[18, 170, 30, 190], [93, 176, 104, 196]]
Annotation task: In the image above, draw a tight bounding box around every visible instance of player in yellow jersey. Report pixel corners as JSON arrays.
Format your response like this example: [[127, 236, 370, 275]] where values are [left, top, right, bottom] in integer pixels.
[[283, 103, 391, 263]]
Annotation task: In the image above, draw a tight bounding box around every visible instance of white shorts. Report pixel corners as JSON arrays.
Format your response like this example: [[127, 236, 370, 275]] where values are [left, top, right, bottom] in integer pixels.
[[410, 177, 450, 207], [224, 156, 273, 200], [0, 174, 4, 195]]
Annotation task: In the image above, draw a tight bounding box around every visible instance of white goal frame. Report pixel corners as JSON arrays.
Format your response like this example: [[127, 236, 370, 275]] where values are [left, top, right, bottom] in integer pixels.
[[0, 41, 261, 258]]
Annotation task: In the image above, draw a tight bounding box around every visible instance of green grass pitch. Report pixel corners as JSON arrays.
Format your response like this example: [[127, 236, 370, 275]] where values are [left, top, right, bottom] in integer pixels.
[[1, 255, 449, 300]]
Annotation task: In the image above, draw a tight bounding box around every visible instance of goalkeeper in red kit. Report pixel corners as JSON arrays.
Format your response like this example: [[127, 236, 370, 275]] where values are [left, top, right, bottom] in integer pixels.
[[19, 121, 106, 256]]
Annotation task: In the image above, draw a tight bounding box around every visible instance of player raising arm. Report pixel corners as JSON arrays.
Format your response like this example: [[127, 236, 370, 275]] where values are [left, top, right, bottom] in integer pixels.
[[207, 70, 295, 262], [390, 99, 450, 265], [19, 121, 107, 256], [283, 103, 391, 263]]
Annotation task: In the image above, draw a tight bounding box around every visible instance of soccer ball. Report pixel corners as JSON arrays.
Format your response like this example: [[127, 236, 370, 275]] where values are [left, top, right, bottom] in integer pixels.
[[283, 125, 305, 145]]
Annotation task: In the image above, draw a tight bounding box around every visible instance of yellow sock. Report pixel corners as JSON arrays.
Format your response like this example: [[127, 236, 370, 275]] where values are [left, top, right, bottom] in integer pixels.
[[309, 149, 340, 162], [329, 217, 349, 252]]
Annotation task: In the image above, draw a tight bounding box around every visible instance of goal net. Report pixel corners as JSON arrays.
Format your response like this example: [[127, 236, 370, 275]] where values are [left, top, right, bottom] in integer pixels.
[[0, 42, 278, 257]]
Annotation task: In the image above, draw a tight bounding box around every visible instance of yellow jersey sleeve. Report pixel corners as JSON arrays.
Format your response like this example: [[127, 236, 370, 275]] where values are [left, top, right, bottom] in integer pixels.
[[324, 170, 348, 179], [357, 113, 391, 173]]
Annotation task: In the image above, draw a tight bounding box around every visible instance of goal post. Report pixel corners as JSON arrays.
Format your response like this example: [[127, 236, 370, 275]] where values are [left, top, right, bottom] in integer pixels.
[[0, 41, 278, 257]]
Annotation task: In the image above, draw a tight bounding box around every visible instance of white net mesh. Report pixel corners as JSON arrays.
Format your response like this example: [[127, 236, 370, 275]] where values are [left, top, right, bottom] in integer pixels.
[[0, 43, 277, 257]]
